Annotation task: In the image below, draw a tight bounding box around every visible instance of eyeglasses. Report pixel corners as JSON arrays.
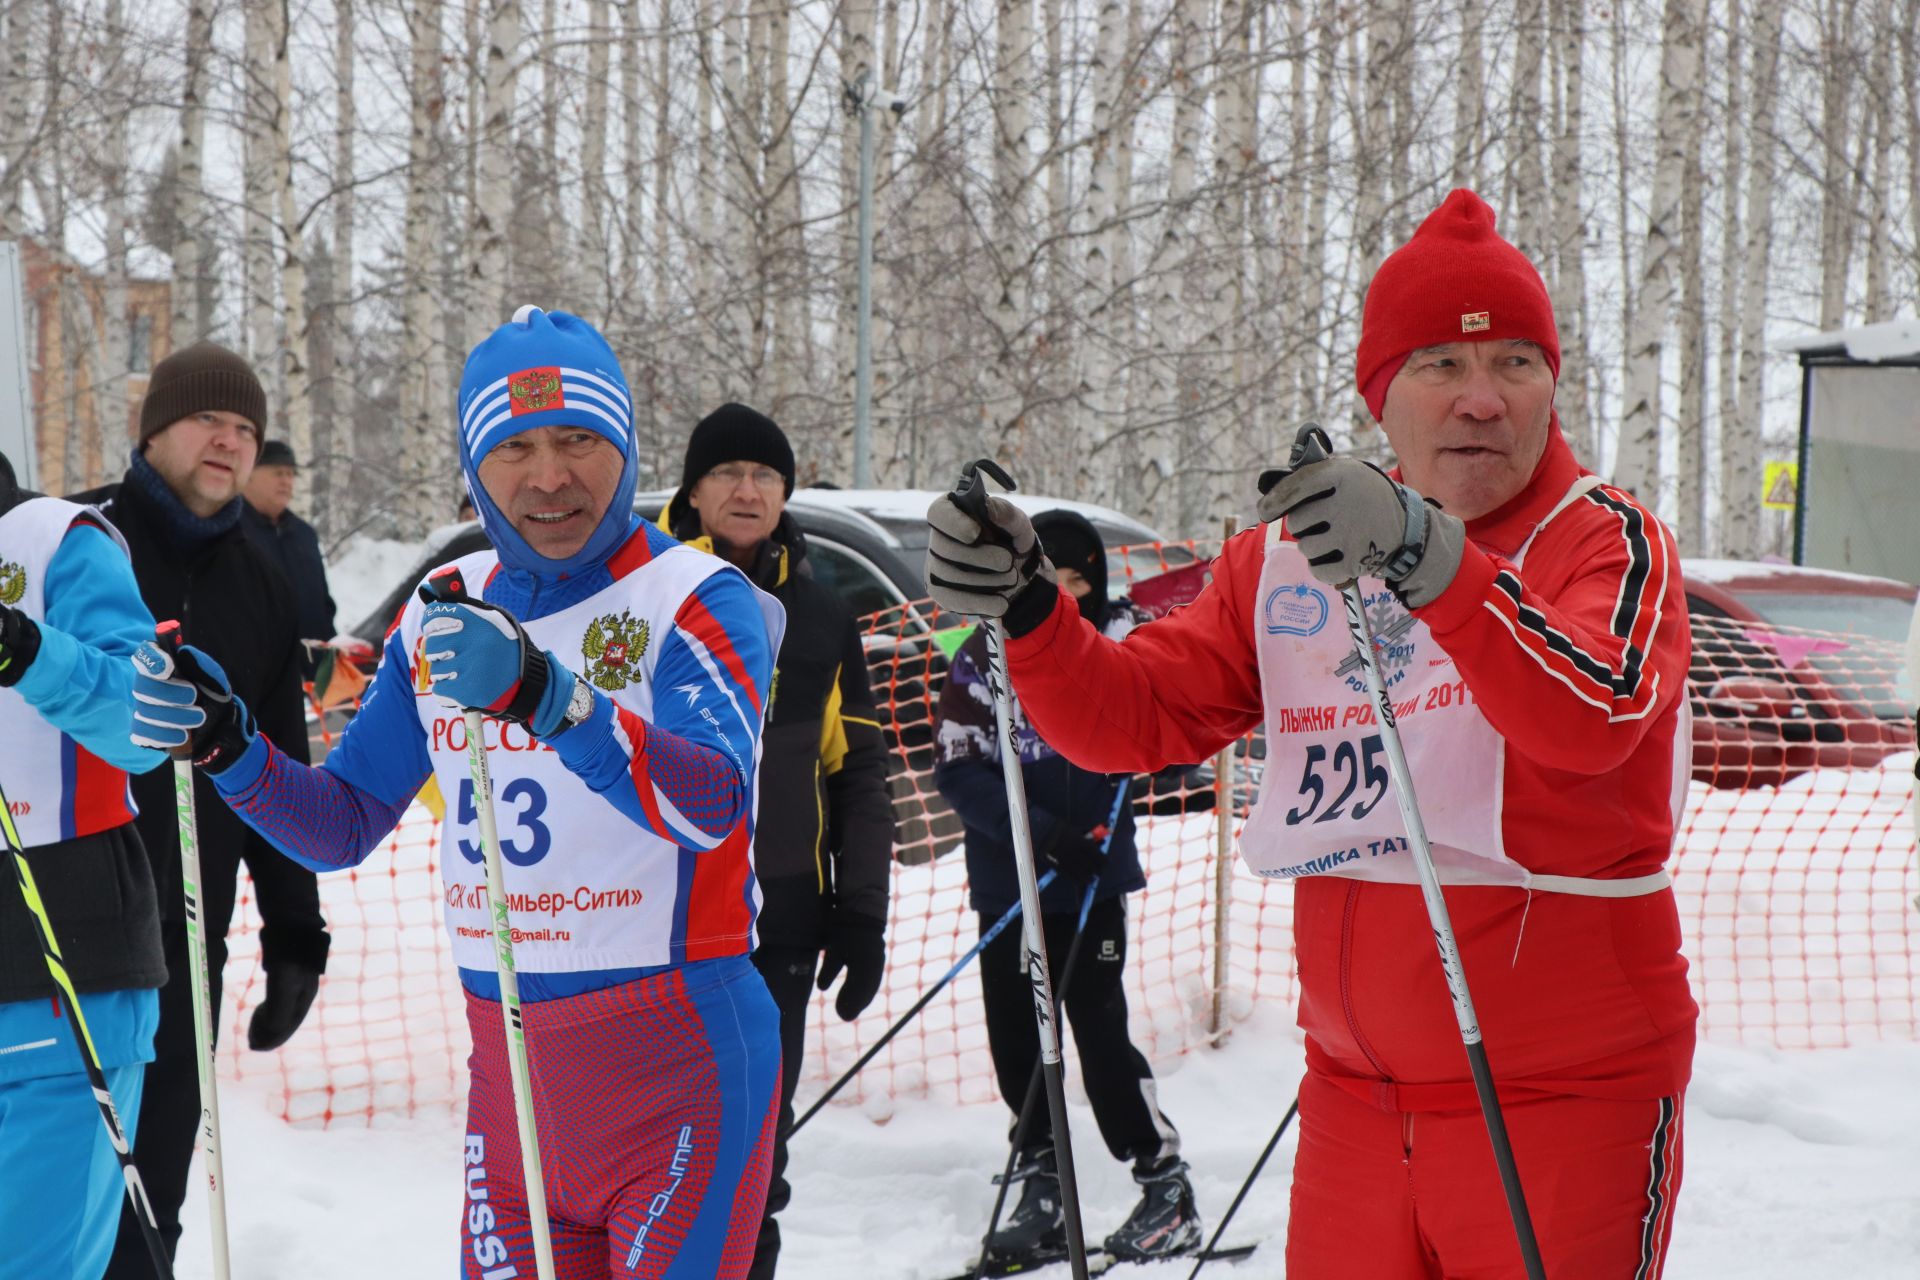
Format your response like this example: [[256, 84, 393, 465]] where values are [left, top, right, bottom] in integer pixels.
[[706, 464, 784, 491]]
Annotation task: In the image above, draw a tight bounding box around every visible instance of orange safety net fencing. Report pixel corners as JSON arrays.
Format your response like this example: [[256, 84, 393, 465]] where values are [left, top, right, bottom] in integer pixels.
[[216, 544, 1920, 1126]]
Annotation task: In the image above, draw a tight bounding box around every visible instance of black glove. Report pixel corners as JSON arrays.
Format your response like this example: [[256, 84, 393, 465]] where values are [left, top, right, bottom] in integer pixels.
[[1043, 832, 1107, 886], [247, 962, 321, 1051], [0, 604, 41, 688], [816, 913, 886, 1021]]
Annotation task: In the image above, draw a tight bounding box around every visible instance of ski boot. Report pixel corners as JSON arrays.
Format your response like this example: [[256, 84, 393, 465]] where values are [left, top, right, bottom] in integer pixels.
[[1102, 1157, 1202, 1262], [980, 1145, 1068, 1275]]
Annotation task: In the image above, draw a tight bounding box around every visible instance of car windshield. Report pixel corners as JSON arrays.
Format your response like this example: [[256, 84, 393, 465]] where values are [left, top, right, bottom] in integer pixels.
[[1730, 591, 1915, 643], [1729, 589, 1916, 719]]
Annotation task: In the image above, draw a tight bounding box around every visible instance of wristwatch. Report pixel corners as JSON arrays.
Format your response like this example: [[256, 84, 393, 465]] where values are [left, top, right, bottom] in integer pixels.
[[556, 677, 596, 735]]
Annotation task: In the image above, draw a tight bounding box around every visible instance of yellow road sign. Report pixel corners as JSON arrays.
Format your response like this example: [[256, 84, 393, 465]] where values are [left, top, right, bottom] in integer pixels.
[[1763, 461, 1798, 511]]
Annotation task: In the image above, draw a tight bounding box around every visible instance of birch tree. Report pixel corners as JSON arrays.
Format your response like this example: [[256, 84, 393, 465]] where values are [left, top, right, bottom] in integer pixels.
[[1723, 0, 1782, 559], [401, 0, 450, 538], [243, 0, 280, 423], [471, 0, 522, 320], [272, 0, 313, 473], [97, 0, 131, 472], [1548, 0, 1592, 459], [1616, 0, 1704, 507], [1815, 0, 1859, 331]]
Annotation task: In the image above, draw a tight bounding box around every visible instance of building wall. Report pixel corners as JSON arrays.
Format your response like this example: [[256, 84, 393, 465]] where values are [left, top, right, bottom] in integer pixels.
[[22, 239, 173, 495]]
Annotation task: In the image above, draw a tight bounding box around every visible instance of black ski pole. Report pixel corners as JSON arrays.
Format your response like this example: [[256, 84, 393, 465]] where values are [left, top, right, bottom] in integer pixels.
[[948, 454, 1093, 1280], [1184, 1094, 1298, 1280], [0, 779, 174, 1280], [970, 777, 1130, 1279], [1287, 423, 1548, 1280], [791, 868, 1063, 1137]]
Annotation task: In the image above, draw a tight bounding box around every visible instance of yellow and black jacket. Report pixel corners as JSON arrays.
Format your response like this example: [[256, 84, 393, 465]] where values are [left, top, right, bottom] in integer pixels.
[[660, 501, 894, 945]]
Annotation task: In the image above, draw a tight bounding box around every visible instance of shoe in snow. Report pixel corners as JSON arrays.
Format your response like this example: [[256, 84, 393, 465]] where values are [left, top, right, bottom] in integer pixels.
[[982, 1145, 1066, 1271], [1102, 1158, 1202, 1262]]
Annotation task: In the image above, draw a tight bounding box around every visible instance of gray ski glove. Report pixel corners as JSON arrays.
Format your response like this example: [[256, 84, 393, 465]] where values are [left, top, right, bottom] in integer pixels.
[[1258, 454, 1466, 609], [925, 493, 1058, 622]]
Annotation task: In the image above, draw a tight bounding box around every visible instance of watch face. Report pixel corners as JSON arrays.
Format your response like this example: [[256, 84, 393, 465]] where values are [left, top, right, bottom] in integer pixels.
[[567, 680, 595, 725]]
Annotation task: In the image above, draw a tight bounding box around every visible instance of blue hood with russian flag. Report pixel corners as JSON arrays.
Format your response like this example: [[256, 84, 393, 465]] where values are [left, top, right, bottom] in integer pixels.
[[457, 306, 640, 578]]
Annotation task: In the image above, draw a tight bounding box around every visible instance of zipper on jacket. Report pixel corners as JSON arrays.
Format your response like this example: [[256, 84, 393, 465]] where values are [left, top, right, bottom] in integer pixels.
[[812, 758, 826, 893], [1338, 881, 1392, 1078]]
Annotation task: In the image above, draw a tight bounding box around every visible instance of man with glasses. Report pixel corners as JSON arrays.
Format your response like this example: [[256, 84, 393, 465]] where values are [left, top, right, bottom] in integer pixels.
[[661, 404, 894, 1280]]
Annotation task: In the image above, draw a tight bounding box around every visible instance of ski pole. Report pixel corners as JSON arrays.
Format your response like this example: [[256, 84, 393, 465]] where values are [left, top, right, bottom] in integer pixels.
[[1184, 1093, 1297, 1280], [151, 623, 232, 1280], [791, 867, 1062, 1137], [969, 777, 1131, 1279], [950, 458, 1092, 1280], [0, 778, 174, 1280], [418, 576, 557, 1280], [1287, 425, 1548, 1280]]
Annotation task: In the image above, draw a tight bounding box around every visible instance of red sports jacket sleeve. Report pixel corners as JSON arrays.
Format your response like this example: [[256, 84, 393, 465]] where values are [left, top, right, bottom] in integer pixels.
[[1413, 482, 1689, 775], [1003, 529, 1269, 773]]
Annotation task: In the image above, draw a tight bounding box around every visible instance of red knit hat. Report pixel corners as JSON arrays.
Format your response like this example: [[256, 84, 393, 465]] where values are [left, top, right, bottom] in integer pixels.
[[1354, 189, 1560, 420]]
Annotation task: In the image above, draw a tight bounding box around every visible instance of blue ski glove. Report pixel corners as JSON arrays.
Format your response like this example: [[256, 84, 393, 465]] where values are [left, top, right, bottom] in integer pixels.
[[416, 572, 575, 734], [131, 637, 257, 773]]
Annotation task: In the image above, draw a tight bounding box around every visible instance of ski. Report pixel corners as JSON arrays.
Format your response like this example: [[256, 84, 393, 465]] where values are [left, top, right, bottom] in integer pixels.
[[936, 1242, 1259, 1280], [1091, 1243, 1260, 1275]]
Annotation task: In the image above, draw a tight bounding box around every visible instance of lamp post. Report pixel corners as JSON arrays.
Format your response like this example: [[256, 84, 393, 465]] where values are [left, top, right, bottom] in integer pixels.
[[845, 72, 907, 489]]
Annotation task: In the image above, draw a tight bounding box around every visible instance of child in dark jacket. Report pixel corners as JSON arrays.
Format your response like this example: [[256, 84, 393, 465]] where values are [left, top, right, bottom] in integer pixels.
[[932, 509, 1200, 1270]]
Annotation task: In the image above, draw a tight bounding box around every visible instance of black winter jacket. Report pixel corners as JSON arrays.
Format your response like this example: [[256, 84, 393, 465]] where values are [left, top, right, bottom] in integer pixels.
[[71, 471, 331, 975], [241, 504, 337, 664], [0, 455, 167, 1001], [661, 501, 894, 948]]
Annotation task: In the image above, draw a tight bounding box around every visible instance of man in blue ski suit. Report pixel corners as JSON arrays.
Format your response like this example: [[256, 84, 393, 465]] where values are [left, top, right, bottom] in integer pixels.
[[0, 449, 167, 1279], [127, 308, 786, 1278]]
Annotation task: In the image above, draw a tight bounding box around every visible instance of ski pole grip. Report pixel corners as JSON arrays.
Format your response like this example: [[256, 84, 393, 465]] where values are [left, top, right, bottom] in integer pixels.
[[1288, 422, 1333, 468], [1256, 422, 1334, 497], [950, 458, 1019, 546], [418, 566, 473, 608]]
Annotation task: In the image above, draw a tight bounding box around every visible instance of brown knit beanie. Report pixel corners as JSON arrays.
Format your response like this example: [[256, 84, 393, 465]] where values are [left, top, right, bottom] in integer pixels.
[[138, 342, 268, 445]]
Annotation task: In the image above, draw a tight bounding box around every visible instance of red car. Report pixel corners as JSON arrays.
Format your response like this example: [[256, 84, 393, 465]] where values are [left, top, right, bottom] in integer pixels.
[[1682, 559, 1917, 788]]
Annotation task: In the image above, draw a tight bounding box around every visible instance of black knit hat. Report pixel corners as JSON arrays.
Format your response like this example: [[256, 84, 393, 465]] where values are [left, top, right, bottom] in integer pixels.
[[138, 342, 267, 445], [679, 403, 795, 497], [257, 440, 298, 469]]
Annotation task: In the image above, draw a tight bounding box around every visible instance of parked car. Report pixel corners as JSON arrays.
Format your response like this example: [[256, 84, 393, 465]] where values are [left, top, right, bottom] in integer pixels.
[[348, 487, 1184, 647], [344, 488, 1211, 861], [1682, 559, 1917, 788]]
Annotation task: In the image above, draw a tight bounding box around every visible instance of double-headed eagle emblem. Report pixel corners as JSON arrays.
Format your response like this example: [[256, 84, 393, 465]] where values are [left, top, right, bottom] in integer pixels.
[[582, 609, 650, 692], [0, 560, 25, 607]]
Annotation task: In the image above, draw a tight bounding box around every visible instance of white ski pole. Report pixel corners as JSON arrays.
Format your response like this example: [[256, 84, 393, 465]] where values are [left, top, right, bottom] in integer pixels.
[[949, 459, 1093, 1280], [1284, 425, 1547, 1280], [154, 624, 231, 1280], [419, 578, 557, 1280]]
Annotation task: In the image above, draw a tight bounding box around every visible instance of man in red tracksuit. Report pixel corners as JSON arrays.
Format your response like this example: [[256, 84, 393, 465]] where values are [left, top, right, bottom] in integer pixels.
[[923, 188, 1696, 1279]]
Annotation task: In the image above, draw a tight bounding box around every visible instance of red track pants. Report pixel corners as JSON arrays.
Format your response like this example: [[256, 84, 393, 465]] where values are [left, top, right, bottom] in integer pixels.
[[1286, 1069, 1683, 1280]]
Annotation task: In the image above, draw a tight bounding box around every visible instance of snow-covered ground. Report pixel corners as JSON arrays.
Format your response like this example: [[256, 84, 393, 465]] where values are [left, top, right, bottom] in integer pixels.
[[174, 1004, 1920, 1278]]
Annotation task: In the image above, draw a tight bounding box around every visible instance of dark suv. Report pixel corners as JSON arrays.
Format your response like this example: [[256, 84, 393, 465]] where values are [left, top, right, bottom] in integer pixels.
[[344, 488, 1203, 862], [349, 487, 1182, 648]]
